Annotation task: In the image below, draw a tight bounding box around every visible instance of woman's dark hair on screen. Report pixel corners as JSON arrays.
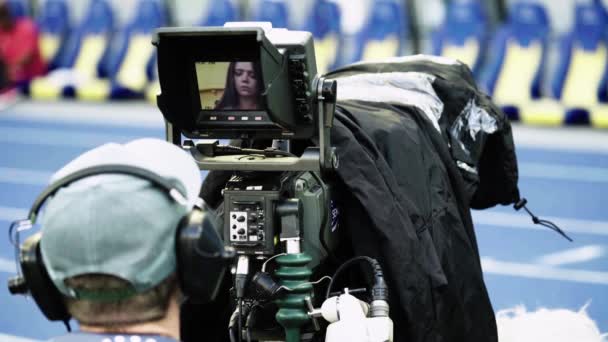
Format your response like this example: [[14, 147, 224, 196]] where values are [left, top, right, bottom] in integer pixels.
[[215, 61, 265, 110]]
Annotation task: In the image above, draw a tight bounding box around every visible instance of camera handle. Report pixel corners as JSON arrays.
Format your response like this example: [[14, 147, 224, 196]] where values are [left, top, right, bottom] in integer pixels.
[[274, 199, 314, 342], [316, 77, 338, 173]]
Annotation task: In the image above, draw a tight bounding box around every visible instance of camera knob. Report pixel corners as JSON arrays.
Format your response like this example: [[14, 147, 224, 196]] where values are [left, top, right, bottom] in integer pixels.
[[237, 216, 246, 223], [8, 276, 28, 295]]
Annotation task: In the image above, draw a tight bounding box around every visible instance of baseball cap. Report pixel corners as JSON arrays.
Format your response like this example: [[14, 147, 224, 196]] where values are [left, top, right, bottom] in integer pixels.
[[39, 138, 202, 298]]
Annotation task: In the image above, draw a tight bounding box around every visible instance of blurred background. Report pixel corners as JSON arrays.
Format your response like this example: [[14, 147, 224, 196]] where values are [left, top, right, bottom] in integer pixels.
[[1, 0, 608, 126], [0, 0, 607, 340]]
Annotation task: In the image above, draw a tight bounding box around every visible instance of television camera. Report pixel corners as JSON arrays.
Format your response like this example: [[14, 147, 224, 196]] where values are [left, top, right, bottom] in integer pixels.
[[154, 24, 392, 342]]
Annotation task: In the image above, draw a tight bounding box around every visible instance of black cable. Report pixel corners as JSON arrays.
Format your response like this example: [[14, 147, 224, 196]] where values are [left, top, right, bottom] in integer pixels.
[[229, 325, 237, 342], [325, 256, 386, 301], [228, 308, 239, 342], [199, 142, 296, 158], [63, 320, 71, 332], [245, 302, 261, 342], [238, 298, 243, 342], [242, 147, 295, 157], [514, 198, 573, 242]]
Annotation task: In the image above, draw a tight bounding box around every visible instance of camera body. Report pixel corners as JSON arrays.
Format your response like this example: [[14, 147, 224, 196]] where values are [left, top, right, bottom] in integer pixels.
[[155, 23, 340, 341], [223, 170, 336, 268], [155, 23, 340, 257]]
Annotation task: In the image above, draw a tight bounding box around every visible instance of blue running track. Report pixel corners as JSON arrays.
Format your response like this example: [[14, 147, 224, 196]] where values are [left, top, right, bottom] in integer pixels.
[[0, 101, 606, 340]]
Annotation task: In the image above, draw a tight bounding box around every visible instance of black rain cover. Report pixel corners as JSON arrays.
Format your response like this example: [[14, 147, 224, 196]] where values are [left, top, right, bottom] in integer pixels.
[[327, 57, 520, 209], [330, 100, 497, 342]]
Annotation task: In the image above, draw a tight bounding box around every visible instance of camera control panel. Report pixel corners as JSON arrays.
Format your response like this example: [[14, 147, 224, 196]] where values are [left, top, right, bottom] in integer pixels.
[[224, 182, 280, 255]]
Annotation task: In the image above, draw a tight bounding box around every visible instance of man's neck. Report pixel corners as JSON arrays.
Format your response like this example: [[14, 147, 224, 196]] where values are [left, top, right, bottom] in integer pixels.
[[80, 298, 180, 340]]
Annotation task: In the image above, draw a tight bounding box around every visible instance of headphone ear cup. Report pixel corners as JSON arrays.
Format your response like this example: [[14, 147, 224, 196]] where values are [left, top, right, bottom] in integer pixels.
[[176, 209, 230, 303], [18, 233, 71, 322]]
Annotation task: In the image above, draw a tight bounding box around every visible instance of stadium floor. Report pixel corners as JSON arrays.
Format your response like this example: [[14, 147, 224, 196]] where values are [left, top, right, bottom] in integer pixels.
[[0, 101, 607, 340]]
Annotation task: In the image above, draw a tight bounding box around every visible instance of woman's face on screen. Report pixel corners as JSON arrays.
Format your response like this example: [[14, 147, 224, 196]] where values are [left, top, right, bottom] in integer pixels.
[[234, 62, 258, 98]]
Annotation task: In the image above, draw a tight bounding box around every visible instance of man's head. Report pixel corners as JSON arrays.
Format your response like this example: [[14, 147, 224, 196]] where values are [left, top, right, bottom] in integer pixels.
[[37, 138, 202, 327]]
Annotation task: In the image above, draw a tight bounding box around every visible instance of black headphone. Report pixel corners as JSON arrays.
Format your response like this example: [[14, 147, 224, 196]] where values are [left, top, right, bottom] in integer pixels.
[[7, 164, 234, 324]]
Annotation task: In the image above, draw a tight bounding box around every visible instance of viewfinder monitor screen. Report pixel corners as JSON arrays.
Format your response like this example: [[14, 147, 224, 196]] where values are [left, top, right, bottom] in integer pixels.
[[195, 61, 265, 111]]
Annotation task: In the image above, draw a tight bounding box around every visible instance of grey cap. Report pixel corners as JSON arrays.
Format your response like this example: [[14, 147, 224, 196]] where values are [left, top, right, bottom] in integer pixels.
[[39, 138, 202, 297]]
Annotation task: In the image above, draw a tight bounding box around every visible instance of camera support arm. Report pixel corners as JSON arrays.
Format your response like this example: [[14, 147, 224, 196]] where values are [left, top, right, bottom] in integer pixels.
[[165, 77, 338, 174], [316, 77, 338, 173]]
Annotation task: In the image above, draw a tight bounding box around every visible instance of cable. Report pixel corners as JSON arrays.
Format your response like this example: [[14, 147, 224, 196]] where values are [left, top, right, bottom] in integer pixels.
[[261, 253, 287, 273], [514, 198, 573, 242], [234, 256, 249, 342], [276, 275, 333, 293], [238, 298, 243, 342], [325, 256, 386, 302], [242, 147, 295, 157], [228, 308, 238, 342], [245, 302, 262, 342], [304, 275, 333, 287], [197, 142, 296, 158]]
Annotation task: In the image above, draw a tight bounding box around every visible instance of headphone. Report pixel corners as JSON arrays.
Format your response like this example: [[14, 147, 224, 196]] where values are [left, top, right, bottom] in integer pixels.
[[7, 164, 234, 324]]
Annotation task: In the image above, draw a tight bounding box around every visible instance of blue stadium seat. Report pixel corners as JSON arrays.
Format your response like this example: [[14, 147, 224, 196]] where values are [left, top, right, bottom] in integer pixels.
[[29, 0, 115, 99], [200, 0, 238, 26], [76, 0, 167, 100], [431, 0, 488, 77], [550, 2, 608, 127], [252, 0, 289, 28], [481, 2, 550, 122], [7, 0, 28, 18], [250, 0, 341, 73], [147, 0, 238, 103], [36, 0, 71, 71], [301, 0, 342, 74], [341, 0, 408, 65]]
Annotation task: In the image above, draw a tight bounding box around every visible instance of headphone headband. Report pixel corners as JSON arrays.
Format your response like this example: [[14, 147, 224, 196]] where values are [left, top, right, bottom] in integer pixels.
[[9, 158, 230, 326], [28, 164, 189, 223]]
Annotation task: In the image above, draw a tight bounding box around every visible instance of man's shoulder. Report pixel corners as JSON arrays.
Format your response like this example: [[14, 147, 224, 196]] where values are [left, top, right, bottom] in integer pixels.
[[48, 332, 179, 342]]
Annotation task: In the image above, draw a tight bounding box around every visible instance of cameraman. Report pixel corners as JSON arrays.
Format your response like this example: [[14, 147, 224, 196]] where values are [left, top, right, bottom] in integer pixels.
[[37, 138, 204, 342]]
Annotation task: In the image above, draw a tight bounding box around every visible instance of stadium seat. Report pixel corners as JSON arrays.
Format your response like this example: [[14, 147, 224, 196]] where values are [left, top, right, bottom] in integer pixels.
[[481, 2, 550, 123], [431, 0, 488, 77], [301, 0, 342, 74], [341, 0, 408, 65], [76, 0, 166, 100], [199, 0, 238, 26], [36, 0, 71, 71], [29, 0, 114, 100], [7, 0, 28, 17], [252, 0, 289, 28], [550, 2, 608, 127], [250, 0, 341, 74]]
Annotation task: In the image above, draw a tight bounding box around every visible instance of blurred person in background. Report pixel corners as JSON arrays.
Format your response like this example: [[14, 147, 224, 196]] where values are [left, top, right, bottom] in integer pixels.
[[0, 0, 45, 93]]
